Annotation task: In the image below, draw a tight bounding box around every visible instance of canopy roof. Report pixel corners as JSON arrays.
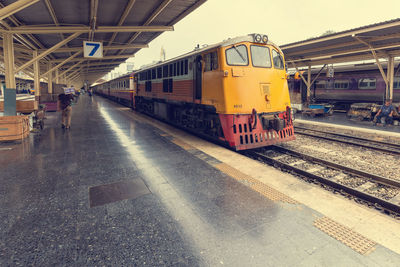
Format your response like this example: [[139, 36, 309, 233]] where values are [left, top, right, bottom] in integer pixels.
[[0, 0, 206, 84], [281, 18, 400, 67]]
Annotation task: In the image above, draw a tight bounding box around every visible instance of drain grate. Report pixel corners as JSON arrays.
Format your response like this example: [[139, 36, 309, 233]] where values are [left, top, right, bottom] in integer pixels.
[[215, 163, 298, 204], [314, 216, 376, 254], [89, 179, 150, 207]]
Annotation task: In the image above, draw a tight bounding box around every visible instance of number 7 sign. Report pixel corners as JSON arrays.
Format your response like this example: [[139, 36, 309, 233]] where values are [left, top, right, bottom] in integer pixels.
[[84, 41, 103, 58]]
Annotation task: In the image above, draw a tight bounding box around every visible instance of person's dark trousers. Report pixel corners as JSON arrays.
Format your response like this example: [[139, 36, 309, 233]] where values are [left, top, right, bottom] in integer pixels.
[[376, 114, 393, 125]]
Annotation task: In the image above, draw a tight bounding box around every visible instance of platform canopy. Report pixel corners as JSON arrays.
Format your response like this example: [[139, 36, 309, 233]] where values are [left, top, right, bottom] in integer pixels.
[[281, 18, 400, 67], [281, 18, 400, 101], [0, 0, 207, 87]]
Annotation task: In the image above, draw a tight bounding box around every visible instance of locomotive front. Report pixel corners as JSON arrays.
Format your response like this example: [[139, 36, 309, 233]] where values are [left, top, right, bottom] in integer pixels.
[[215, 34, 295, 150]]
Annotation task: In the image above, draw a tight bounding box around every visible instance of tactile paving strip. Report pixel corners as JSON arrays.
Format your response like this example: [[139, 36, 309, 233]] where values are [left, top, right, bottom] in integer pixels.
[[314, 216, 376, 254], [215, 163, 298, 204], [167, 136, 297, 204], [171, 138, 195, 151]]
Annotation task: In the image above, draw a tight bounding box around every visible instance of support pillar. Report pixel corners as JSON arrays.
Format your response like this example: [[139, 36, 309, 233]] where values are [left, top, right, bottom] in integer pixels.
[[3, 32, 16, 116], [387, 56, 394, 101], [306, 66, 311, 105], [33, 50, 40, 97], [55, 68, 59, 84], [47, 62, 53, 94]]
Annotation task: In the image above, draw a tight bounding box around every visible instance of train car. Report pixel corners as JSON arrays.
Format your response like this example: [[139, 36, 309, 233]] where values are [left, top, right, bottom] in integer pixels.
[[94, 34, 295, 150], [95, 73, 134, 107], [288, 63, 400, 109]]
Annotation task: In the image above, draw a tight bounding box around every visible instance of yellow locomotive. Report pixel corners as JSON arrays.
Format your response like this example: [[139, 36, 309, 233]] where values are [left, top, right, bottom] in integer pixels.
[[97, 34, 295, 150]]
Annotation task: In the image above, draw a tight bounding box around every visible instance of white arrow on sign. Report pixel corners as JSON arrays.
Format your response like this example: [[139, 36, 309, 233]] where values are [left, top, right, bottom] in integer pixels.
[[84, 41, 103, 58]]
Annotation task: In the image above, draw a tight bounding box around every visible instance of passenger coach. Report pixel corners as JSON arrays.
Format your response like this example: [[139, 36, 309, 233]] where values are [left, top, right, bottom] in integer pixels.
[[94, 34, 295, 150]]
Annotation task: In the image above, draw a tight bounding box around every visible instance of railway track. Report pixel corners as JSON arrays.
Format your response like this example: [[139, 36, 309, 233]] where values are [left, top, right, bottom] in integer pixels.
[[245, 145, 400, 216], [294, 126, 400, 155]]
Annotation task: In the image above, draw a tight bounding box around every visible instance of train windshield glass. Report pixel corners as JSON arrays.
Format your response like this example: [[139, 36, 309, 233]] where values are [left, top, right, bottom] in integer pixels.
[[272, 50, 284, 69], [225, 45, 248, 66], [250, 45, 272, 68]]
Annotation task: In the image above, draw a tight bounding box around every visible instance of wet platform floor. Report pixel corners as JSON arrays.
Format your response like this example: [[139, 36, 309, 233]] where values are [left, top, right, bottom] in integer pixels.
[[1, 95, 399, 266]]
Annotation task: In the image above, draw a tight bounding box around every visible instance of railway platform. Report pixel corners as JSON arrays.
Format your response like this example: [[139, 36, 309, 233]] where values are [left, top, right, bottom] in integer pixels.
[[295, 112, 400, 134], [1, 95, 400, 266]]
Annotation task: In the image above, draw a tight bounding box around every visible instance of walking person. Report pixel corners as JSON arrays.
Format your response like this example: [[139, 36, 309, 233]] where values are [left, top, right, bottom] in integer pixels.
[[58, 93, 74, 129]]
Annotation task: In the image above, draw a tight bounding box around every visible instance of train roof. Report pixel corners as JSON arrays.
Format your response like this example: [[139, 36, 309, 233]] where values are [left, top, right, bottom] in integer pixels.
[[288, 61, 400, 75], [136, 34, 282, 72]]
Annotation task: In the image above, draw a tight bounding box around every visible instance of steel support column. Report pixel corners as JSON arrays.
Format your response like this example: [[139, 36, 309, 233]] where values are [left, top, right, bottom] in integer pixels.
[[55, 68, 59, 84], [33, 50, 40, 97], [3, 33, 16, 89], [47, 62, 53, 94], [307, 66, 311, 105], [3, 32, 16, 115], [387, 56, 395, 101]]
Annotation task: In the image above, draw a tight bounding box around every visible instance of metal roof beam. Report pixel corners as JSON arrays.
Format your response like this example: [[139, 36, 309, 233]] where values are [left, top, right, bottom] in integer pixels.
[[40, 44, 148, 53], [289, 42, 400, 62], [89, 0, 99, 41], [0, 2, 53, 55], [107, 0, 137, 46], [120, 0, 172, 54], [50, 54, 133, 63], [2, 25, 174, 34], [0, 0, 40, 21], [282, 20, 400, 50], [285, 32, 400, 58], [41, 51, 82, 78], [353, 35, 388, 85], [65, 66, 119, 72], [66, 66, 82, 80], [16, 32, 81, 72], [0, 41, 31, 53], [59, 61, 85, 77], [62, 61, 122, 68], [292, 52, 391, 67], [44, 0, 73, 56]]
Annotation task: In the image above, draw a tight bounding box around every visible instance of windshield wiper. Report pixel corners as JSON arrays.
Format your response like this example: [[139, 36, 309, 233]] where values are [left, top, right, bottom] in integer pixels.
[[232, 45, 246, 62]]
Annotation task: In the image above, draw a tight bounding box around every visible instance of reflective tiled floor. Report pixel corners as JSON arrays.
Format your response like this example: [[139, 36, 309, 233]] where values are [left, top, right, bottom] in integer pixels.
[[1, 95, 399, 266]]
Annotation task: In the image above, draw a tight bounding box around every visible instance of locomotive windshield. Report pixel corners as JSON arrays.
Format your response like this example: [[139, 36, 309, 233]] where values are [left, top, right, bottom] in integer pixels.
[[272, 50, 284, 69], [250, 45, 272, 68], [226, 45, 248, 66]]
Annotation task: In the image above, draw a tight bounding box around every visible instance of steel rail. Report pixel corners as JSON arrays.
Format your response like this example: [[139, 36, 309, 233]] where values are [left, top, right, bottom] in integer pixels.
[[271, 145, 400, 188], [246, 148, 400, 215], [294, 127, 400, 155]]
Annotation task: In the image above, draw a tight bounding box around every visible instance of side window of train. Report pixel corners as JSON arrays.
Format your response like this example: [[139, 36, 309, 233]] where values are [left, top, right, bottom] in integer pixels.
[[315, 80, 326, 89], [226, 45, 248, 66], [358, 78, 376, 89], [145, 81, 152, 92], [163, 65, 168, 78], [393, 77, 400, 89], [204, 51, 219, 71], [334, 80, 349, 89], [163, 78, 173, 93], [272, 50, 284, 69], [157, 67, 162, 79]]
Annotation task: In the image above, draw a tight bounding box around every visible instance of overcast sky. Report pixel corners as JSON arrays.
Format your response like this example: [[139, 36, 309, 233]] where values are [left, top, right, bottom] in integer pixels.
[[113, 0, 400, 75]]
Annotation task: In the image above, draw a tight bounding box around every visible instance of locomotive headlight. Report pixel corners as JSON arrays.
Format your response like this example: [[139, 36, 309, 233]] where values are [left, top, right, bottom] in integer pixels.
[[262, 35, 268, 44], [254, 34, 262, 43]]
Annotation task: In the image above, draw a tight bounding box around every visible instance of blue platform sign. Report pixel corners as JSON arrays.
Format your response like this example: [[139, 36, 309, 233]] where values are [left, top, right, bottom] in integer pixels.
[[84, 41, 103, 58]]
